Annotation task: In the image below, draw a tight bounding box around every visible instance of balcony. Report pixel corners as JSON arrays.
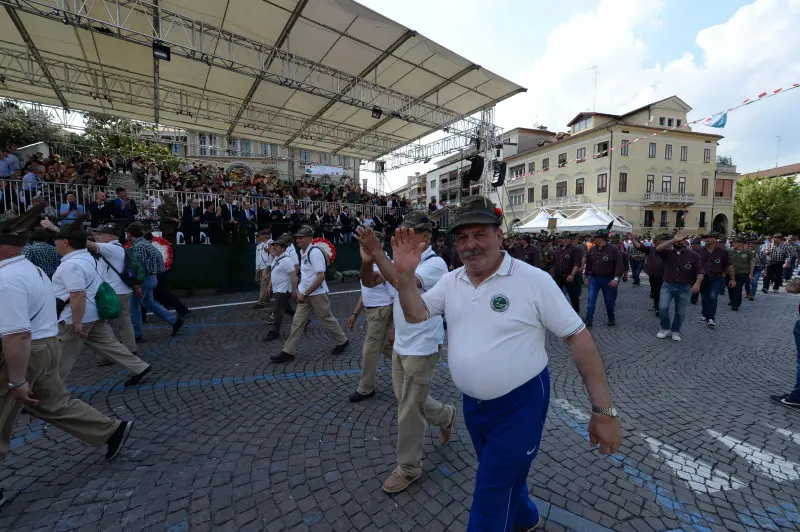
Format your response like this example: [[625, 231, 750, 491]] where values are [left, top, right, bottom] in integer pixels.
[[642, 192, 695, 206], [536, 194, 586, 208], [440, 179, 459, 190], [716, 164, 737, 174], [713, 196, 734, 205]]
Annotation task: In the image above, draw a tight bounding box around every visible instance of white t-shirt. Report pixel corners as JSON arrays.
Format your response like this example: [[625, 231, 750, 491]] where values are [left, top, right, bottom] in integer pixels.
[[255, 240, 273, 270], [391, 247, 447, 356], [299, 246, 328, 296], [270, 248, 299, 294], [95, 241, 132, 295], [0, 256, 58, 340], [361, 261, 393, 308], [52, 249, 102, 324], [422, 252, 585, 400]]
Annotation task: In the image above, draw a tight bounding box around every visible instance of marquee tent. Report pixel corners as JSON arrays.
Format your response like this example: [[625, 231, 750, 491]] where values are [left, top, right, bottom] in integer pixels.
[[517, 209, 565, 233], [557, 207, 632, 233]]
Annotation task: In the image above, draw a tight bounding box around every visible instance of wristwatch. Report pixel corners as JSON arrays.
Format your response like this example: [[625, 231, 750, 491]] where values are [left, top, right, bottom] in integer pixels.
[[592, 405, 618, 418], [612, 277, 619, 282], [8, 379, 27, 390]]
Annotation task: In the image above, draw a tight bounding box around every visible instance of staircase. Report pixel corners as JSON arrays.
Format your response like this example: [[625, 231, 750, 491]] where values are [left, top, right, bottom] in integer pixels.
[[108, 173, 147, 204]]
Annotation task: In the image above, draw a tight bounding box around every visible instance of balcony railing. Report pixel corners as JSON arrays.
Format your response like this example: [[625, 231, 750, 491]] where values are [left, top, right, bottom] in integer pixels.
[[536, 194, 586, 208], [716, 164, 737, 174], [642, 192, 696, 205], [713, 196, 734, 205]]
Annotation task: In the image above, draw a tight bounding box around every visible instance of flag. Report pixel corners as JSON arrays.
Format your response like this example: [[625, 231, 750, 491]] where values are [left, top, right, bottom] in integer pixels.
[[702, 111, 727, 128]]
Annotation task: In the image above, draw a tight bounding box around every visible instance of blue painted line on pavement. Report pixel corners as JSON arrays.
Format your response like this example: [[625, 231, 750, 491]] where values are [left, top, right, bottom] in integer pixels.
[[166, 515, 189, 532]]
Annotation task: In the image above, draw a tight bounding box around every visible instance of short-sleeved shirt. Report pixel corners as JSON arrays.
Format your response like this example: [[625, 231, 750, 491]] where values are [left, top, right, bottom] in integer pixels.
[[255, 240, 273, 270], [553, 244, 583, 276], [728, 249, 754, 276], [391, 246, 447, 356], [270, 247, 299, 294], [95, 241, 132, 295], [699, 246, 730, 277], [585, 244, 625, 277], [52, 249, 102, 324], [660, 248, 704, 284], [511, 244, 540, 269], [299, 246, 328, 296], [362, 260, 393, 308], [422, 252, 585, 400], [0, 256, 58, 340], [22, 242, 61, 278]]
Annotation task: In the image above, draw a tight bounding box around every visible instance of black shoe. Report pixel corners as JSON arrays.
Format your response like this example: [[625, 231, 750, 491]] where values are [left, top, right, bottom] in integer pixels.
[[654, 310, 660, 317], [732, 306, 739, 311], [135, 336, 145, 344], [762, 288, 768, 294], [124, 365, 152, 387], [96, 359, 114, 367], [332, 340, 349, 355], [607, 319, 616, 326], [349, 390, 375, 403], [513, 517, 543, 532], [263, 331, 280, 342], [252, 303, 266, 309], [171, 317, 184, 336], [180, 310, 191, 318], [105, 420, 134, 461], [271, 351, 295, 363]]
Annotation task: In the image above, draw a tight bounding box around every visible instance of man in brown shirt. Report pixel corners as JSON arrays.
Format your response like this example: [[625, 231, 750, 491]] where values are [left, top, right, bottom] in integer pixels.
[[627, 233, 668, 316], [696, 231, 735, 328], [654, 230, 704, 340], [551, 232, 583, 313], [583, 227, 625, 326], [509, 234, 541, 269]]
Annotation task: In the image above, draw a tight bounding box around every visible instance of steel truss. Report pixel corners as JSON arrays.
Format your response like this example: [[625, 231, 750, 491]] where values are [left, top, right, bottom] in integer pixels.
[[0, 0, 483, 141], [0, 46, 408, 156]]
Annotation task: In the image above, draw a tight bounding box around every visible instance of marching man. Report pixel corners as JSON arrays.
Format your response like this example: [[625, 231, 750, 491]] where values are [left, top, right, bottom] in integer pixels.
[[389, 196, 622, 531]]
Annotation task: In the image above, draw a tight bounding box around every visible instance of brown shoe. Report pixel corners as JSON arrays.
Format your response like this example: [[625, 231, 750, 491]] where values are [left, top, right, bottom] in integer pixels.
[[382, 469, 421, 494], [439, 406, 457, 446]]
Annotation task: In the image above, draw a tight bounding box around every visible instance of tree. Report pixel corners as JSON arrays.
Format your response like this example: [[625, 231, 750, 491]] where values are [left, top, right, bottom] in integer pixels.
[[0, 102, 68, 148], [734, 175, 800, 234], [82, 112, 178, 162]]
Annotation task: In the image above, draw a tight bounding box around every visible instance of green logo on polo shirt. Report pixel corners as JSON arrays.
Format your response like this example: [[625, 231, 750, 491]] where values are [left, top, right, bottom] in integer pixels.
[[490, 294, 509, 313]]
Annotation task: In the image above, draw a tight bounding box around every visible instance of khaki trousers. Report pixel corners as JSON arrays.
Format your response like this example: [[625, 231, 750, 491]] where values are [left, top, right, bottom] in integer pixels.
[[282, 293, 347, 355], [257, 268, 270, 305], [357, 305, 393, 395], [112, 293, 137, 353], [0, 337, 119, 463], [59, 321, 150, 381], [392, 348, 455, 476]]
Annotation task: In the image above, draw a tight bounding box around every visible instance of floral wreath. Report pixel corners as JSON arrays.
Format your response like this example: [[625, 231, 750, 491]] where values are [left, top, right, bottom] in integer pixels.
[[311, 237, 336, 262], [125, 235, 174, 270]]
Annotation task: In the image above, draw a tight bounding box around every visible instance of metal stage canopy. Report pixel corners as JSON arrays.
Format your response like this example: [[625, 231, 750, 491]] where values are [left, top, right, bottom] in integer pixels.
[[0, 0, 525, 170]]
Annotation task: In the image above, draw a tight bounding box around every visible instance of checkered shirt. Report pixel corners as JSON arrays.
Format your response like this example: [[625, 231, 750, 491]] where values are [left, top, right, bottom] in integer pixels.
[[132, 238, 166, 275], [22, 242, 61, 278]]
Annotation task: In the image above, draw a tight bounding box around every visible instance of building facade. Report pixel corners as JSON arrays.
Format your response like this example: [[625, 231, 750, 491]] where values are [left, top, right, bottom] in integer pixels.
[[406, 172, 428, 208], [501, 96, 736, 234]]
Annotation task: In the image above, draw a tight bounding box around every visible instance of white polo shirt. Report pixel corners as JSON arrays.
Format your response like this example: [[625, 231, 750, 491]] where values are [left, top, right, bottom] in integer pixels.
[[52, 249, 102, 324], [299, 245, 328, 297], [361, 259, 393, 308], [422, 252, 585, 400], [255, 240, 273, 270], [391, 246, 447, 356], [95, 241, 132, 296], [0, 256, 58, 340], [270, 247, 299, 294]]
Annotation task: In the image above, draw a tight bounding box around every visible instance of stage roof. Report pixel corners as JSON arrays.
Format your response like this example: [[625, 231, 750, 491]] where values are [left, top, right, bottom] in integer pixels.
[[0, 0, 526, 162]]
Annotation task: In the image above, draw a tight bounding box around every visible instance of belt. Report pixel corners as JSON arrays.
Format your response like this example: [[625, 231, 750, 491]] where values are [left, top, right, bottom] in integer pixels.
[[364, 304, 392, 309]]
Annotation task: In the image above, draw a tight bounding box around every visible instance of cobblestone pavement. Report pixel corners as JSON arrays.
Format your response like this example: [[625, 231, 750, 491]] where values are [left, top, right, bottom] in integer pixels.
[[3, 279, 800, 531]]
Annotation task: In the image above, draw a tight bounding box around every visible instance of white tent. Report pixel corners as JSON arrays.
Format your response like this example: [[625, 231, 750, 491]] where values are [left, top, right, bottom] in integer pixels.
[[517, 209, 565, 233], [558, 206, 632, 232]]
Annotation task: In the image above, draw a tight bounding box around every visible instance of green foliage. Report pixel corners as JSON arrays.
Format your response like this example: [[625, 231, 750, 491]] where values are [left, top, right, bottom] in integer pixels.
[[734, 175, 800, 234], [0, 102, 68, 148], [82, 112, 179, 162]]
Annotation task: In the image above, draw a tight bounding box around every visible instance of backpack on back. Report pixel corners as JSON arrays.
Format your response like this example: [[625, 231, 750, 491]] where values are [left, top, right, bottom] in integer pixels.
[[100, 247, 146, 288]]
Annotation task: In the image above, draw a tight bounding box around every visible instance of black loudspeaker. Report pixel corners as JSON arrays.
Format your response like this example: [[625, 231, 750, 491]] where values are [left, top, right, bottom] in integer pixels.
[[466, 155, 484, 182], [491, 160, 506, 188]]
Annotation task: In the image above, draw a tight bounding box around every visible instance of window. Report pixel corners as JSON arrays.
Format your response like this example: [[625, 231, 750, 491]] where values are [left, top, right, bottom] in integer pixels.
[[557, 181, 568, 197], [677, 119, 682, 128], [573, 117, 591, 132], [262, 143, 272, 157], [509, 192, 524, 206], [541, 184, 549, 200], [338, 156, 346, 167], [527, 188, 535, 203], [596, 173, 608, 193], [246, 140, 253, 156], [678, 176, 686, 194], [676, 210, 685, 227], [704, 148, 711, 163], [665, 144, 672, 160], [680, 146, 688, 162], [660, 211, 668, 227], [662, 175, 672, 193], [199, 134, 208, 156], [528, 162, 536, 173], [576, 177, 585, 195], [542, 158, 550, 171], [510, 164, 525, 181], [576, 147, 586, 162], [558, 153, 567, 167], [701, 178, 709, 196], [644, 210, 654, 227], [430, 179, 436, 189], [594, 141, 609, 159], [620, 140, 629, 156], [232, 139, 241, 155], [300, 149, 311, 162], [171, 144, 180, 156], [659, 117, 666, 126], [618, 172, 627, 192], [646, 174, 655, 193], [699, 211, 707, 227], [667, 118, 674, 127], [648, 142, 657, 158]]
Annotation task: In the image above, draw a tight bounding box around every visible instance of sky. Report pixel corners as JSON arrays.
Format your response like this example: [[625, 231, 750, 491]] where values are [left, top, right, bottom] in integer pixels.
[[357, 0, 800, 194]]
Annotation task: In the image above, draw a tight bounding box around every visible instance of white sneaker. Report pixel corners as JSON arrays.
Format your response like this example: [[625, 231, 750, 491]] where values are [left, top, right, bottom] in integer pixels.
[[671, 332, 682, 341], [697, 317, 707, 324], [707, 319, 716, 328], [656, 329, 670, 339]]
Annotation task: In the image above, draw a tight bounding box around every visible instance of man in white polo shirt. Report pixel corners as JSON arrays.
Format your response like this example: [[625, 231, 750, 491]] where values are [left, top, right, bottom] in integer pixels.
[[263, 233, 299, 342], [390, 196, 622, 531], [356, 211, 456, 494], [347, 230, 393, 403], [253, 229, 273, 309]]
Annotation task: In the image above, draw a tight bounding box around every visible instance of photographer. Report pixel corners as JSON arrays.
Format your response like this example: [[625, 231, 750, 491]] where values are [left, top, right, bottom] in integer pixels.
[[58, 192, 84, 225]]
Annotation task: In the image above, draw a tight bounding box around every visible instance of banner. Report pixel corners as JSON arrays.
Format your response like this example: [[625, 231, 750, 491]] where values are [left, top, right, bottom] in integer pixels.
[[305, 165, 345, 176]]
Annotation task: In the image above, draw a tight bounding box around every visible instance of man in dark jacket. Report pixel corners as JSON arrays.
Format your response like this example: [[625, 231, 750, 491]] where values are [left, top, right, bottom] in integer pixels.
[[181, 198, 204, 244]]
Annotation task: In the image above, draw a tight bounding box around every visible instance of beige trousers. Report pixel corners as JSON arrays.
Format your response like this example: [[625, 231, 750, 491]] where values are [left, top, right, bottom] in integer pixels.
[[58, 321, 150, 381], [392, 348, 455, 476], [0, 337, 119, 463], [257, 268, 270, 304], [282, 293, 347, 355], [356, 305, 393, 395], [112, 293, 137, 353]]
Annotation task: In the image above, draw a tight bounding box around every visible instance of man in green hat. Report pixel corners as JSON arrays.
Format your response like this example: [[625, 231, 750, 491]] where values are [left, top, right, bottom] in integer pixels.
[[696, 231, 735, 328], [551, 232, 583, 313], [384, 196, 621, 530], [727, 236, 754, 311], [262, 233, 299, 342], [584, 224, 625, 327]]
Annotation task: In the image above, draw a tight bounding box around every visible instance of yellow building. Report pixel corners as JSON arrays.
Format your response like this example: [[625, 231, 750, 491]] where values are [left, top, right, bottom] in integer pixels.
[[501, 96, 736, 234]]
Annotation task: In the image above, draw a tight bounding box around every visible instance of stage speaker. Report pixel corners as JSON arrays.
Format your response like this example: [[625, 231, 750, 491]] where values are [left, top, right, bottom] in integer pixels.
[[466, 155, 484, 182], [491, 160, 506, 188]]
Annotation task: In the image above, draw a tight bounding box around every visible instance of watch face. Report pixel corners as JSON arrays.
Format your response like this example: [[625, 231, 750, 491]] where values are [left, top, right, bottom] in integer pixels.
[[610, 407, 618, 417]]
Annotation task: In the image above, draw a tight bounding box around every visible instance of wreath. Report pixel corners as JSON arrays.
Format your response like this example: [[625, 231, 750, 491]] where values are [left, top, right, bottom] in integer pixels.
[[311, 237, 336, 263], [125, 235, 174, 270]]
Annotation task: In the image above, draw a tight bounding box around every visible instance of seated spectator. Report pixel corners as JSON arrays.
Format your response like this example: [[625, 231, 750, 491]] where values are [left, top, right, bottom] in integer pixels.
[[88, 190, 123, 228], [59, 191, 84, 225], [135, 199, 160, 232]]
